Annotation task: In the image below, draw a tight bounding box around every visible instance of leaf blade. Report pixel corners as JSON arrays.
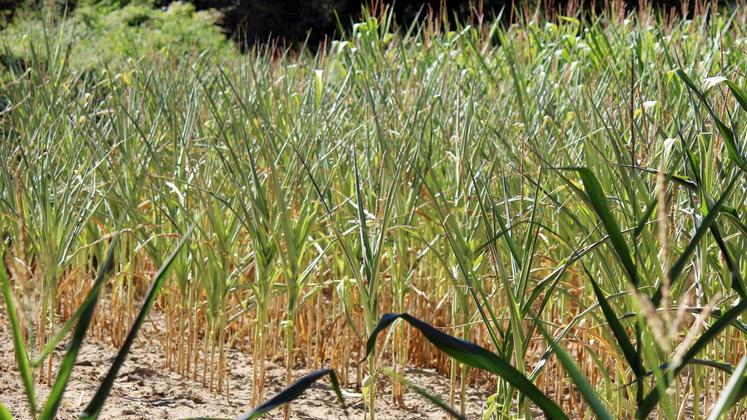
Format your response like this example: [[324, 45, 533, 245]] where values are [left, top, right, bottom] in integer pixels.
[[538, 324, 613, 420], [238, 369, 346, 420], [38, 234, 120, 420], [365, 313, 567, 419], [81, 226, 194, 419], [0, 252, 36, 417], [706, 353, 747, 420], [562, 167, 639, 286]]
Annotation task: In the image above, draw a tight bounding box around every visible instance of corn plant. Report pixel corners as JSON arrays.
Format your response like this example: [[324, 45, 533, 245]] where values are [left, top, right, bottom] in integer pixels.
[[2, 3, 747, 419]]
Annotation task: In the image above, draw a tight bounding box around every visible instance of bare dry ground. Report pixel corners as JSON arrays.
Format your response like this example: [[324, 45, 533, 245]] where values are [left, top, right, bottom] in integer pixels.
[[0, 321, 490, 419]]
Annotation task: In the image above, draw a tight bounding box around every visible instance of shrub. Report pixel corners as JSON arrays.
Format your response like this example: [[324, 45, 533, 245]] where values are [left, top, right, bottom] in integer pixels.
[[0, 0, 237, 70]]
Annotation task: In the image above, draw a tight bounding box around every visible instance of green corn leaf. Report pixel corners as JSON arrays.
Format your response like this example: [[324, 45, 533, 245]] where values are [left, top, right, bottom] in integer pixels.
[[38, 234, 120, 420], [725, 81, 747, 113], [708, 222, 747, 299], [563, 167, 639, 286], [587, 273, 644, 378], [468, 165, 522, 266], [293, 143, 362, 282], [537, 323, 613, 420], [529, 288, 622, 380], [636, 298, 747, 418], [237, 369, 346, 420], [0, 403, 11, 420], [706, 353, 747, 420], [653, 175, 740, 306], [676, 69, 746, 170], [675, 131, 746, 299], [632, 195, 658, 238], [662, 358, 735, 375], [365, 313, 567, 419], [618, 164, 698, 192], [353, 154, 374, 286], [81, 226, 193, 419], [419, 169, 504, 353], [721, 210, 747, 236], [0, 253, 36, 418], [39, 299, 96, 419]]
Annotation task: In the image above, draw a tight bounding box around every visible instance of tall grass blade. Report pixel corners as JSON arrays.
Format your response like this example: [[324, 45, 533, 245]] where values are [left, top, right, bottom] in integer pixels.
[[33, 236, 124, 366]]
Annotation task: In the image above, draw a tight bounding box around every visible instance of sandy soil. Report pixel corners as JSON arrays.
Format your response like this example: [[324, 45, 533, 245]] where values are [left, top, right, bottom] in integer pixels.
[[0, 321, 490, 419]]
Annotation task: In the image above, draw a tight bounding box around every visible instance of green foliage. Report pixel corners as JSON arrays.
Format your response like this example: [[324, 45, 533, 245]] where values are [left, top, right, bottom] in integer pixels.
[[0, 1, 236, 70]]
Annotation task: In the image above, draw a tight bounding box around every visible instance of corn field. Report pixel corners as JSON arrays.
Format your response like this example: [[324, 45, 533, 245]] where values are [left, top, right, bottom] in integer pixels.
[[1, 2, 747, 419]]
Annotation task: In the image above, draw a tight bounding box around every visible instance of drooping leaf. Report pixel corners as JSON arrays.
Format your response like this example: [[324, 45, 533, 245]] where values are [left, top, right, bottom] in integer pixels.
[[365, 313, 567, 419], [238, 369, 346, 420], [725, 81, 747, 113]]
